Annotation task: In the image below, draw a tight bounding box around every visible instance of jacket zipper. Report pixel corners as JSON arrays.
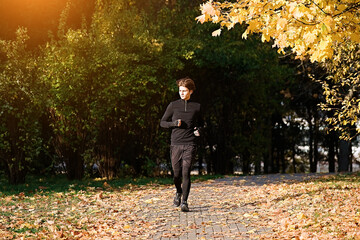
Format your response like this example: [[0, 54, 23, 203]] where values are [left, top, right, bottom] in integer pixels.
[[185, 100, 187, 112]]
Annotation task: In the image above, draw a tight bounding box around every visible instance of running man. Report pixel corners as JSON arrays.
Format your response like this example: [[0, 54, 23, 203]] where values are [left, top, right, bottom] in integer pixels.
[[160, 77, 203, 212]]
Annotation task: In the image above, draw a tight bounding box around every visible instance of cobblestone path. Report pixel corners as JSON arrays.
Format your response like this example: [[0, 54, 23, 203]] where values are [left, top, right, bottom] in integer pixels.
[[137, 173, 332, 240]]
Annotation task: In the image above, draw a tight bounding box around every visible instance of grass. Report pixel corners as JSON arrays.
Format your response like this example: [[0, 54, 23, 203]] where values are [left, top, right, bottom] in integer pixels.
[[0, 172, 224, 196]]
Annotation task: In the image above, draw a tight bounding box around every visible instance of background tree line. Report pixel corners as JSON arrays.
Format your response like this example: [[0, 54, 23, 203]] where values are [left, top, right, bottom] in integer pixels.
[[0, 0, 356, 184]]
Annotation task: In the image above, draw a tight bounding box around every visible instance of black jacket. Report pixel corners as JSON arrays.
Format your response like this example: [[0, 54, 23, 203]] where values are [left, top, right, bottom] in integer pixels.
[[160, 99, 203, 145]]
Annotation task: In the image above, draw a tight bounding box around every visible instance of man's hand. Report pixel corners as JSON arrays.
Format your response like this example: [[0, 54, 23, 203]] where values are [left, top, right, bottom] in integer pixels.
[[173, 119, 181, 127], [194, 127, 200, 136]]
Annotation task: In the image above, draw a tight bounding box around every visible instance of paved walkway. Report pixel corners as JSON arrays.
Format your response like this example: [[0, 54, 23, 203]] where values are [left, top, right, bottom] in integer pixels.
[[138, 173, 333, 240]]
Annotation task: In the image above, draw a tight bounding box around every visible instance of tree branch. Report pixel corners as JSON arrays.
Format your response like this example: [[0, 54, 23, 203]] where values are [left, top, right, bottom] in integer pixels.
[[309, 0, 329, 15], [307, 1, 360, 18], [293, 17, 319, 25], [333, 1, 360, 18]]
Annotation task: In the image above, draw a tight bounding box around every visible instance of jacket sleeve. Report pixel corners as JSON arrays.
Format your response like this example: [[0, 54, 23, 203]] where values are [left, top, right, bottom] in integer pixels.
[[160, 102, 177, 128]]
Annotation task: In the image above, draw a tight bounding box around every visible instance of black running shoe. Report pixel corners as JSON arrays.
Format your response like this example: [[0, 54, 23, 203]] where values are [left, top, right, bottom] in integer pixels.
[[181, 201, 189, 212], [173, 193, 181, 207]]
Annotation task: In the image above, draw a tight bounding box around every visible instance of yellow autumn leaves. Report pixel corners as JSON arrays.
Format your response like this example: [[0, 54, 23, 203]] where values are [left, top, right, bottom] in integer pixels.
[[197, 0, 360, 63]]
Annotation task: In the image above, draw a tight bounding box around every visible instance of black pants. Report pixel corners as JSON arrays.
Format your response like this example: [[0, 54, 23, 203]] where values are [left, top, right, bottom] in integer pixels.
[[170, 145, 196, 202]]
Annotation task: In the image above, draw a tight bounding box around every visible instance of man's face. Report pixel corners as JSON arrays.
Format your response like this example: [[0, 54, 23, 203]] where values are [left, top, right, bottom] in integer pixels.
[[179, 86, 192, 100]]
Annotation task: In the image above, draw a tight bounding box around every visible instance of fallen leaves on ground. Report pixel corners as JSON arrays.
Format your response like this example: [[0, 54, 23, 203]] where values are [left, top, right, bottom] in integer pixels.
[[0, 174, 360, 239], [230, 174, 360, 239], [0, 184, 170, 239]]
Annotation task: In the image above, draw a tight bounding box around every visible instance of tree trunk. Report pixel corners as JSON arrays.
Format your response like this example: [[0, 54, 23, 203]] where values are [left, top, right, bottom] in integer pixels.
[[275, 148, 280, 173], [312, 112, 319, 173], [349, 141, 353, 172], [98, 153, 116, 180], [198, 148, 204, 175], [292, 144, 296, 173], [263, 152, 269, 174], [5, 115, 27, 184], [280, 145, 286, 174], [263, 143, 270, 174], [263, 118, 272, 174], [66, 149, 84, 180], [207, 143, 215, 174], [338, 140, 350, 172], [328, 132, 336, 173], [215, 142, 224, 174], [6, 151, 27, 185], [254, 159, 261, 175], [8, 167, 26, 185], [242, 148, 251, 175], [270, 143, 277, 173], [308, 114, 314, 172]]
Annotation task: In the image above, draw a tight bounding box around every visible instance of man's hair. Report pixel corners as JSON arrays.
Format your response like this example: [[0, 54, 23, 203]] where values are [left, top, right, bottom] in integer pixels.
[[176, 77, 196, 91]]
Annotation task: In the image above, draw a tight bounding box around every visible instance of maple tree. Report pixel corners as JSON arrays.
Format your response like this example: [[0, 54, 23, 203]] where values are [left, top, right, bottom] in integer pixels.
[[319, 42, 360, 140], [197, 0, 360, 140], [196, 0, 360, 63]]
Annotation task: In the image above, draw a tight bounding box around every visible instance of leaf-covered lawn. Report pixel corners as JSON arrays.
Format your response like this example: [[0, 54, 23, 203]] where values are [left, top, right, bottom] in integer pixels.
[[0, 183, 169, 239], [1, 173, 360, 239], [239, 173, 360, 239]]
